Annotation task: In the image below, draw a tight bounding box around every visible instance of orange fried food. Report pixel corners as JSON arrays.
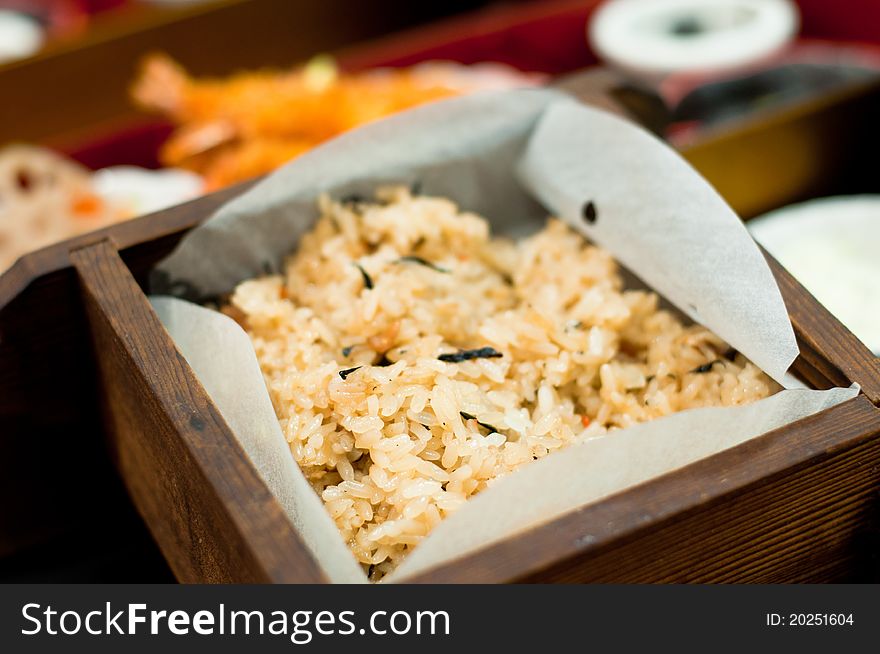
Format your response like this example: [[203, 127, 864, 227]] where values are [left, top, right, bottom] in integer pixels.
[[132, 54, 466, 188], [197, 138, 314, 191]]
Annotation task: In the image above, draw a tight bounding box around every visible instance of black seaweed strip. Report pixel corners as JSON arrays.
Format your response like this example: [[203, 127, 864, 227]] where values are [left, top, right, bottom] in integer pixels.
[[395, 256, 450, 273], [354, 263, 373, 289], [438, 347, 503, 363], [690, 359, 722, 374], [338, 366, 362, 380], [459, 411, 501, 435], [341, 193, 367, 205]]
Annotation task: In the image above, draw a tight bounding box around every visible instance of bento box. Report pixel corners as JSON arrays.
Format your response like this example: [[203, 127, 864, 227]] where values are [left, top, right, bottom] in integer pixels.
[[1, 69, 879, 583]]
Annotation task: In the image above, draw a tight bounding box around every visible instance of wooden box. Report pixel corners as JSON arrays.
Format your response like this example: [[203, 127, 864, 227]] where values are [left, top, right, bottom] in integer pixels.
[[2, 71, 880, 583]]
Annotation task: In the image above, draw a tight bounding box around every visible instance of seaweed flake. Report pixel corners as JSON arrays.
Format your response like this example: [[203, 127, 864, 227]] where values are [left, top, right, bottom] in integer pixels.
[[582, 200, 598, 225], [460, 411, 500, 434], [354, 263, 373, 289], [395, 256, 450, 273], [410, 180, 423, 196], [341, 192, 367, 205], [690, 360, 721, 374], [438, 347, 503, 363], [341, 345, 356, 357], [338, 366, 362, 380]]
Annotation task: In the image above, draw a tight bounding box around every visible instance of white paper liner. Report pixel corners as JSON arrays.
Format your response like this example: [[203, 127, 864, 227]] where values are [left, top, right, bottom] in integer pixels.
[[149, 88, 855, 582], [517, 102, 798, 383], [152, 297, 366, 584]]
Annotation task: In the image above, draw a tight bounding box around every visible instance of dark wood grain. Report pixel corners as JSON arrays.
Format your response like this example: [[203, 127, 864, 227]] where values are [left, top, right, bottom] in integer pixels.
[[70, 240, 326, 583], [404, 395, 880, 583], [0, 263, 109, 558]]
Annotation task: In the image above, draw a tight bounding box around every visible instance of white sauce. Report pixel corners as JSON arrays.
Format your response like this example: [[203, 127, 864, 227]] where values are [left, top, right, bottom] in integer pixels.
[[748, 196, 880, 354], [91, 166, 203, 217], [0, 10, 44, 64]]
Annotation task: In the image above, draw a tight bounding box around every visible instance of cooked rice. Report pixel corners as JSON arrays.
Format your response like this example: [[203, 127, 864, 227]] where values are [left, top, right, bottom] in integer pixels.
[[224, 187, 778, 580]]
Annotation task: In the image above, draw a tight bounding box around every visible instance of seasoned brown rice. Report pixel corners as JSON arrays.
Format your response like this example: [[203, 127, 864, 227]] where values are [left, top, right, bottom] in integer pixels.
[[224, 187, 778, 580]]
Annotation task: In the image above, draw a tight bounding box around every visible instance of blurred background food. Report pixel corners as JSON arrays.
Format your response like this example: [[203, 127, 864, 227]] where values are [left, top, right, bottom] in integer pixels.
[[0, 0, 521, 273], [5, 0, 880, 162], [0, 144, 119, 271], [130, 53, 540, 189], [0, 144, 199, 270], [749, 196, 880, 355], [1, 46, 539, 272], [1, 0, 878, 303]]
